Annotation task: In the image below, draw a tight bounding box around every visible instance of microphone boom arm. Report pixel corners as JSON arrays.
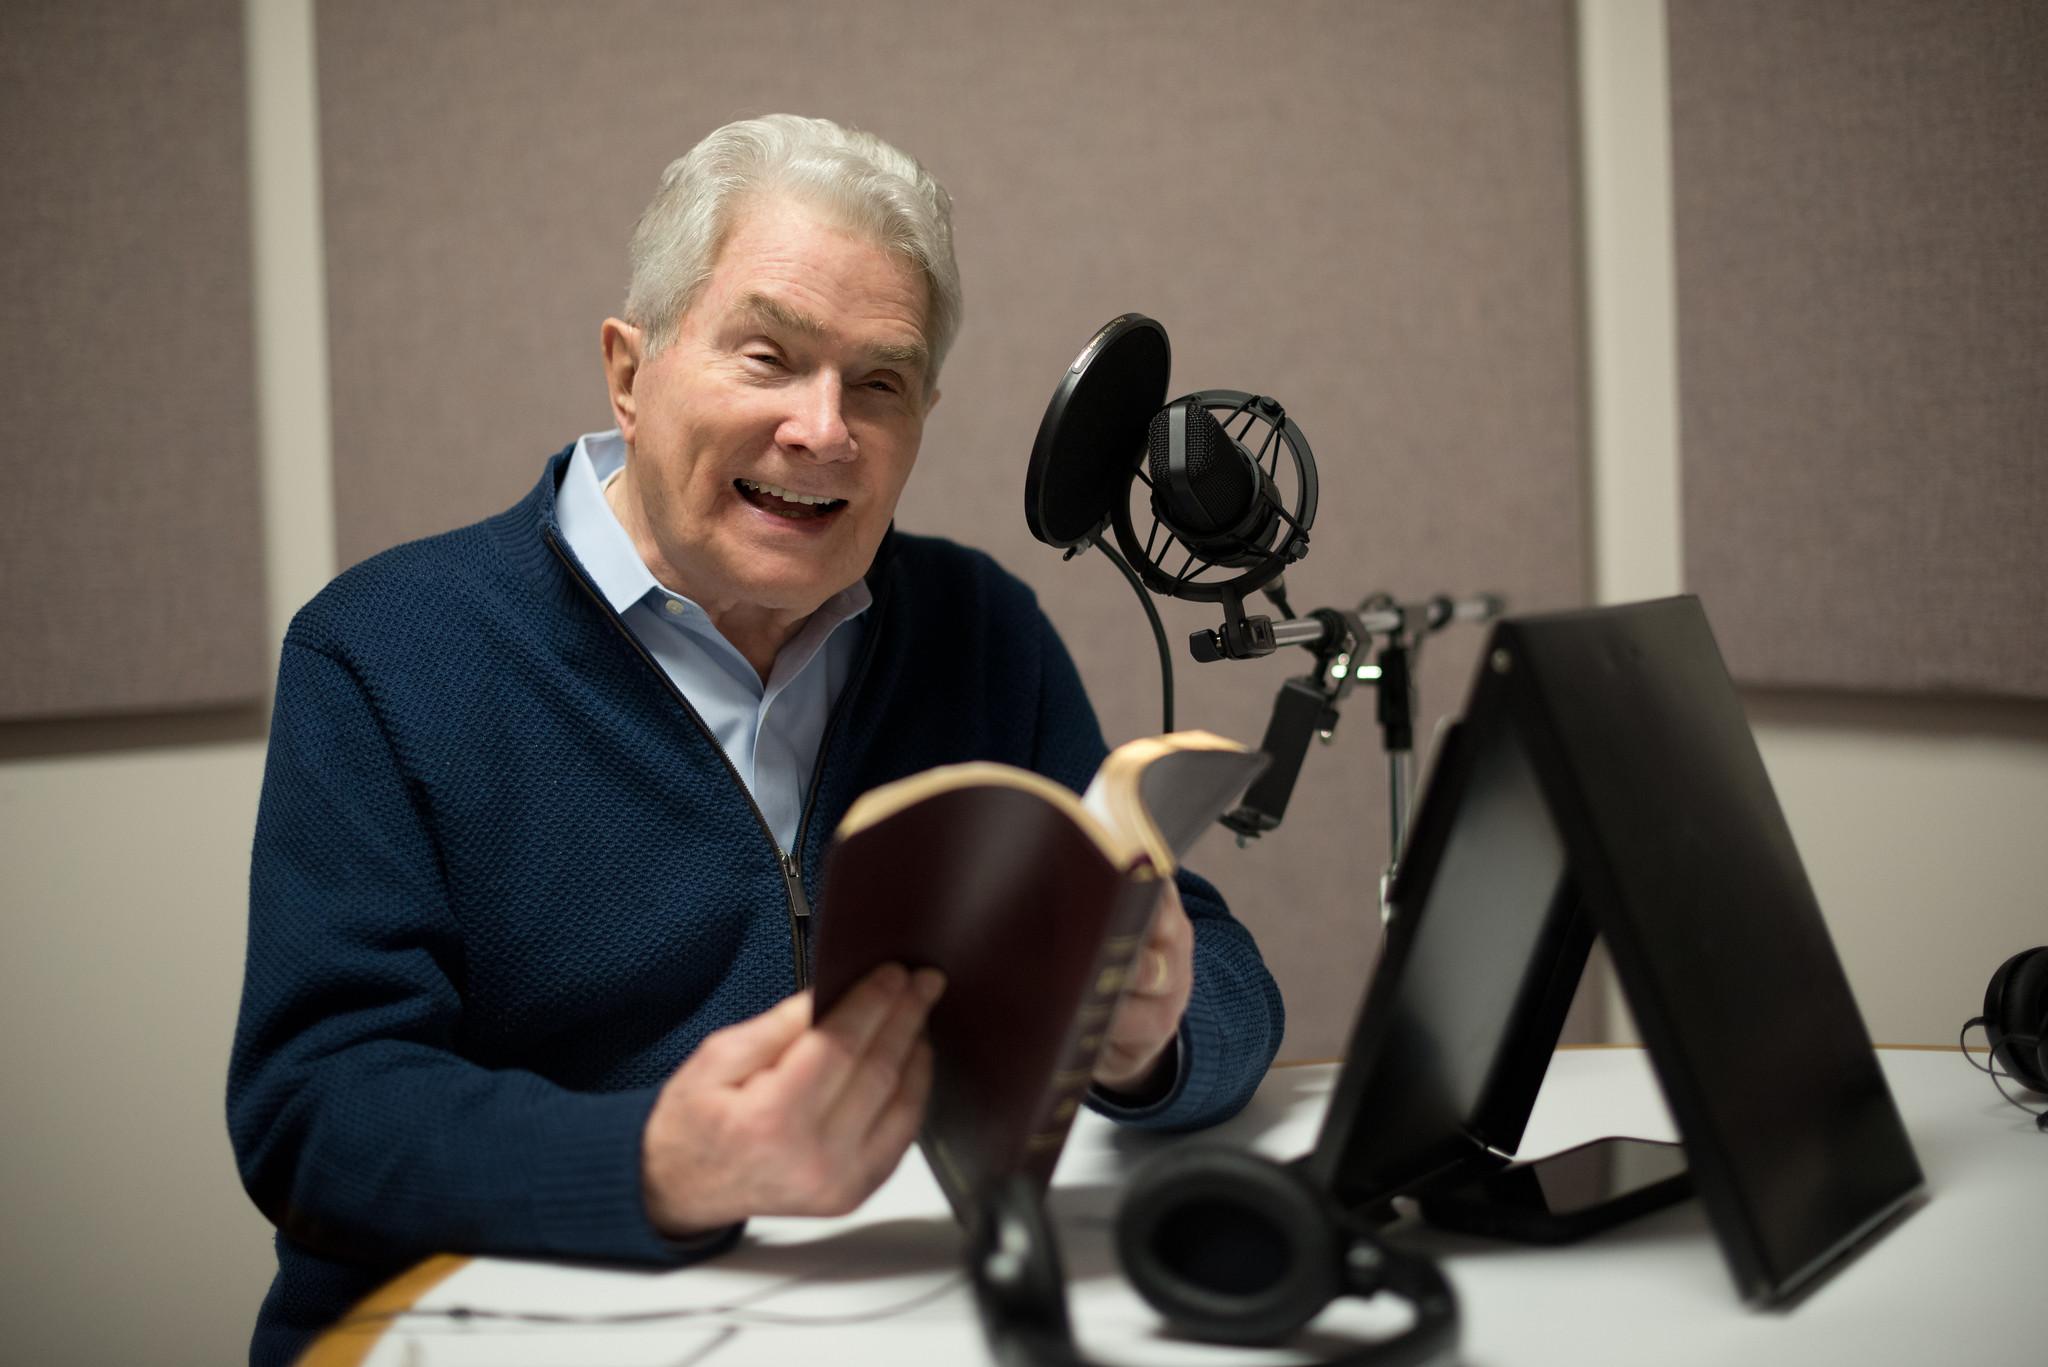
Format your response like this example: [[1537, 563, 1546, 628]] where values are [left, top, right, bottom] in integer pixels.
[[1220, 594, 1505, 906]]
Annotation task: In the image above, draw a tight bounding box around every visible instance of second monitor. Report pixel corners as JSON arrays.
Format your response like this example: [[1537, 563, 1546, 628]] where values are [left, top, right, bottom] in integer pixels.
[[1306, 596, 1923, 1306]]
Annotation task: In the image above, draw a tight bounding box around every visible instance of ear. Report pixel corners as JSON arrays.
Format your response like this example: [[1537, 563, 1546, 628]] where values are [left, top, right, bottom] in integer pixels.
[[601, 318, 645, 442], [923, 387, 941, 418]]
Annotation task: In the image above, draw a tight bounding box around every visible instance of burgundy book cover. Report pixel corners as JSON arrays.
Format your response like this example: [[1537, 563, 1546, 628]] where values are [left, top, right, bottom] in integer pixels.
[[813, 786, 1161, 1218]]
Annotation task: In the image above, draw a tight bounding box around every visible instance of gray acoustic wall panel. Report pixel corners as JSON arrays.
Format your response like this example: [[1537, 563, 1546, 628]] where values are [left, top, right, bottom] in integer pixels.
[[317, 0, 1589, 1059], [1670, 0, 2048, 699], [1, 0, 266, 719]]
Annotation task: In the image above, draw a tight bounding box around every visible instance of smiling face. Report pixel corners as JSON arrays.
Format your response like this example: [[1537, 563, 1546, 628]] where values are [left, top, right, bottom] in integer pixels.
[[600, 193, 935, 652]]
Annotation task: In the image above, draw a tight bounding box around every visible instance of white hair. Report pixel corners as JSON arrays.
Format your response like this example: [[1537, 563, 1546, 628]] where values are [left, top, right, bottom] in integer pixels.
[[622, 114, 963, 392]]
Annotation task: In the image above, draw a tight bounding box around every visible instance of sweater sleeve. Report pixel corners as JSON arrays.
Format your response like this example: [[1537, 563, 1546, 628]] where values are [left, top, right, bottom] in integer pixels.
[[1023, 608, 1286, 1132], [226, 640, 724, 1269]]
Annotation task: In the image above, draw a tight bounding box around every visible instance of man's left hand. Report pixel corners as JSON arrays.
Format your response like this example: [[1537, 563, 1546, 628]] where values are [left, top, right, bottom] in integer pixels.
[[1091, 880, 1193, 1094]]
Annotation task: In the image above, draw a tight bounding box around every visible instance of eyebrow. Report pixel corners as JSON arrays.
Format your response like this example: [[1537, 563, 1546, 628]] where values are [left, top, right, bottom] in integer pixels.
[[734, 291, 930, 380]]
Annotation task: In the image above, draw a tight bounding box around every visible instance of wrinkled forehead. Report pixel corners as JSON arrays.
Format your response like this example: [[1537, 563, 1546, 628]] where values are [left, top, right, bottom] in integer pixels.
[[706, 191, 933, 366]]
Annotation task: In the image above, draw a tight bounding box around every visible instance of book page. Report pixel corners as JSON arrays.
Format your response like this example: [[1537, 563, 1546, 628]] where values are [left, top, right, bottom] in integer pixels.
[[1079, 766, 1119, 839], [1085, 732, 1267, 872]]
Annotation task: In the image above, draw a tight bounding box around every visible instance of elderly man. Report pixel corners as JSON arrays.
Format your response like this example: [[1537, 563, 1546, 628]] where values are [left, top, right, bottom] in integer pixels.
[[229, 114, 1283, 1365]]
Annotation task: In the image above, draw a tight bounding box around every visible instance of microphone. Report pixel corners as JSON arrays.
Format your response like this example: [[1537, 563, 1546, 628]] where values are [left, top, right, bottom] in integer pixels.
[[1120, 388, 1314, 608], [1022, 314, 1313, 600], [1023, 315, 1506, 863], [1146, 400, 1284, 568], [1024, 315, 1318, 696]]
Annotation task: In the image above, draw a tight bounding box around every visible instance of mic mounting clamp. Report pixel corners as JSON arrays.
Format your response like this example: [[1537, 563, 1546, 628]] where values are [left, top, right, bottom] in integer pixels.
[[1188, 588, 1284, 662]]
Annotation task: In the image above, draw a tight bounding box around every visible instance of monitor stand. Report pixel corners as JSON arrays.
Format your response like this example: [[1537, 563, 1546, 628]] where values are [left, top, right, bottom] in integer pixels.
[[1414, 1135, 1692, 1244]]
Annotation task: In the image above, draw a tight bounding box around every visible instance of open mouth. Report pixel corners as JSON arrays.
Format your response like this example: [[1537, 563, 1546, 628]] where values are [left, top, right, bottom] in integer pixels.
[[735, 478, 847, 521]]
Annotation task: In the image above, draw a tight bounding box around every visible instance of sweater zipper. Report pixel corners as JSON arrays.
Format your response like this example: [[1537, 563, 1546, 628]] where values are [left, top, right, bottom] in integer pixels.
[[544, 531, 818, 990], [791, 585, 889, 891], [773, 575, 888, 985]]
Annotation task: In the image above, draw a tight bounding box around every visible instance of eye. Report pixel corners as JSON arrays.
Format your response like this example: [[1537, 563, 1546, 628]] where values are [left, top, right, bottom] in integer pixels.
[[746, 351, 786, 369], [862, 374, 904, 395]]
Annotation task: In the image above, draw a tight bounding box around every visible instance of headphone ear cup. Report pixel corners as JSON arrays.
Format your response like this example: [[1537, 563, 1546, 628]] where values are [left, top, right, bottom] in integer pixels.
[[1987, 947, 2048, 1093], [1115, 1145, 1343, 1347]]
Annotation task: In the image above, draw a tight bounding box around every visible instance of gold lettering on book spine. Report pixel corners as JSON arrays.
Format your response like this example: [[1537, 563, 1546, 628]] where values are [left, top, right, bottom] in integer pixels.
[[1023, 900, 1157, 1170], [1094, 933, 1144, 996]]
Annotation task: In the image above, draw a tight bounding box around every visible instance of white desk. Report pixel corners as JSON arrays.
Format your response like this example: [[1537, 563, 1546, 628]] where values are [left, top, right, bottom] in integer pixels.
[[321, 1048, 2043, 1366]]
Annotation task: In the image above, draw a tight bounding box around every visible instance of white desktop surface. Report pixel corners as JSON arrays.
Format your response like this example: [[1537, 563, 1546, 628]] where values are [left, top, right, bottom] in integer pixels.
[[335, 1048, 2042, 1366]]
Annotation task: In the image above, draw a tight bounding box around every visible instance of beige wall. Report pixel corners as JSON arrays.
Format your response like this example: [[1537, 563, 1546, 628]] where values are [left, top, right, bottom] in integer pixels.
[[2, 3, 2043, 1363], [0, 3, 327, 1362], [0, 0, 270, 721], [1577, 0, 2048, 1046], [308, 0, 1594, 1067]]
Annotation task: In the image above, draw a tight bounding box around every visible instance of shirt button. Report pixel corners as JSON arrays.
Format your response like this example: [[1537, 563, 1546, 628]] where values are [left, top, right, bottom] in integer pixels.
[[664, 600, 685, 616]]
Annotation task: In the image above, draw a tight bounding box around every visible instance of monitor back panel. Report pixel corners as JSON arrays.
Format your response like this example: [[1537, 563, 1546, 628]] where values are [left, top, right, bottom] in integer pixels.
[[1501, 597, 1922, 1302]]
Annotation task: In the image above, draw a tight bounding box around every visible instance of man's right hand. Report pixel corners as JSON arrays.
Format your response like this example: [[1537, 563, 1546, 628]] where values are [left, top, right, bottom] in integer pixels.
[[640, 962, 944, 1237]]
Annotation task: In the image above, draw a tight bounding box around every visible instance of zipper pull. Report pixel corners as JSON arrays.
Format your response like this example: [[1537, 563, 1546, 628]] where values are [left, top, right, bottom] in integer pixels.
[[780, 850, 811, 921], [780, 850, 812, 991]]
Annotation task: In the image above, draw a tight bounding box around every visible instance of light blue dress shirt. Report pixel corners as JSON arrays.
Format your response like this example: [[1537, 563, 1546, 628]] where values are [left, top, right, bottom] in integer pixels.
[[554, 430, 871, 853]]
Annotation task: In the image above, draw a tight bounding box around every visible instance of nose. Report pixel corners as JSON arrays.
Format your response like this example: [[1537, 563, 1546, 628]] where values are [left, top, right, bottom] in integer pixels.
[[776, 371, 857, 463]]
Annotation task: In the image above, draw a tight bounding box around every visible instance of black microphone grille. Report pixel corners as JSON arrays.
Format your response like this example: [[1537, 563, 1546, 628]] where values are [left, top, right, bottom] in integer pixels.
[[1146, 403, 1259, 536]]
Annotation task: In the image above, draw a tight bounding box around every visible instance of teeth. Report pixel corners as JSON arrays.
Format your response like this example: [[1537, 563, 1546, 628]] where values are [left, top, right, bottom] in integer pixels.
[[738, 478, 844, 507]]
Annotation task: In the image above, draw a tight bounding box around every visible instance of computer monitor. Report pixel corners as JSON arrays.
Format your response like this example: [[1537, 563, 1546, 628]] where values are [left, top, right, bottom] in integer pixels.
[[1308, 596, 1924, 1305]]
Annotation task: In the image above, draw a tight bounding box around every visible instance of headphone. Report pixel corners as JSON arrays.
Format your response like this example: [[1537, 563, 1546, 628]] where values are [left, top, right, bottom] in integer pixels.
[[1962, 945, 2048, 1131], [968, 1146, 1459, 1367]]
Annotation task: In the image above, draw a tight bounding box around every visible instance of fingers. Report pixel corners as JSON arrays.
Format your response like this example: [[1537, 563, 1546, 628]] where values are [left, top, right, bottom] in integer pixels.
[[818, 962, 913, 1063], [755, 965, 941, 1215], [769, 963, 942, 1125], [1147, 880, 1192, 952], [1128, 881, 1193, 1003], [644, 964, 948, 1232], [854, 1038, 934, 1186], [1093, 884, 1196, 1089], [681, 990, 813, 1086], [784, 1035, 937, 1220], [822, 967, 944, 1140]]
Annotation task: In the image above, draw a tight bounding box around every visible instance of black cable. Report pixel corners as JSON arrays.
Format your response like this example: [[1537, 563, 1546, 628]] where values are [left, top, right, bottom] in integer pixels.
[[336, 1272, 966, 1334], [1958, 1019, 2047, 1122], [1093, 536, 1174, 734]]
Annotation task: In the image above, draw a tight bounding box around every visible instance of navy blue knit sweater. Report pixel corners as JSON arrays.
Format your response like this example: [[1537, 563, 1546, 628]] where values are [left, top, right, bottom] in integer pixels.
[[227, 449, 1284, 1363]]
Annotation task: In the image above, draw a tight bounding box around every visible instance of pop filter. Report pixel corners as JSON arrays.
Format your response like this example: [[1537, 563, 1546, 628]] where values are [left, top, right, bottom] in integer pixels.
[[1025, 314, 1172, 550]]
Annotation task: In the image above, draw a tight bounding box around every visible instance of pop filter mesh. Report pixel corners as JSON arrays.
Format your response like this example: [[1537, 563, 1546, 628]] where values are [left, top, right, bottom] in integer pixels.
[[1024, 317, 1170, 549]]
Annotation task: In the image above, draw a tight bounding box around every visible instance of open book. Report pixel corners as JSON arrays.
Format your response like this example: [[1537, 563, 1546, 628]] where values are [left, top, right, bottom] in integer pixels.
[[811, 730, 1266, 1221]]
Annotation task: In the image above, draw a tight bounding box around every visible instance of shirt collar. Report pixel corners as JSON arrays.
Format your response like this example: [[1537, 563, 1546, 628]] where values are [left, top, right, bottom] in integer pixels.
[[555, 428, 873, 630]]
